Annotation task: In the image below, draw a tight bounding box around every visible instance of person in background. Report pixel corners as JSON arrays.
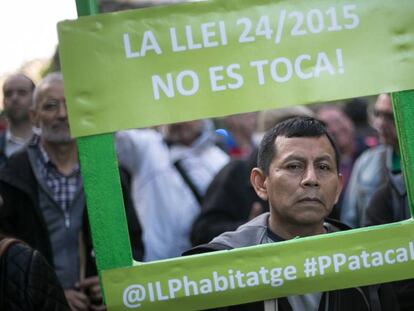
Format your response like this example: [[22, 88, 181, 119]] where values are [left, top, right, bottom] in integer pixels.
[[343, 97, 378, 148], [116, 119, 228, 261], [341, 93, 400, 228], [0, 73, 105, 311], [185, 117, 398, 310], [362, 97, 412, 311], [0, 73, 35, 167], [163, 120, 229, 202]]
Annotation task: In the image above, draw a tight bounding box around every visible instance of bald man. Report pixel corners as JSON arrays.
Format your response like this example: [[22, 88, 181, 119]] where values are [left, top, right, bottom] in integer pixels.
[[1, 73, 35, 166]]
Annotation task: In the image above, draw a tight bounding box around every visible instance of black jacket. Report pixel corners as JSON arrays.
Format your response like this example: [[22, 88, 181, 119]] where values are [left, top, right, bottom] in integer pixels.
[[191, 149, 268, 246], [0, 132, 7, 169], [0, 239, 70, 311]]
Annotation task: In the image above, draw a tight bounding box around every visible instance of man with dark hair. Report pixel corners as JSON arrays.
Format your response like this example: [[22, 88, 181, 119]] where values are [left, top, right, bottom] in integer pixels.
[[256, 116, 340, 174], [0, 73, 35, 167], [185, 116, 397, 310], [191, 107, 314, 246]]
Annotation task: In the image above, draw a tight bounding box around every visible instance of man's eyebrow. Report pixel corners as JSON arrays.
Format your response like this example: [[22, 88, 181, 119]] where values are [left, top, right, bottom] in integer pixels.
[[281, 154, 334, 162], [314, 155, 335, 163], [281, 155, 306, 162]]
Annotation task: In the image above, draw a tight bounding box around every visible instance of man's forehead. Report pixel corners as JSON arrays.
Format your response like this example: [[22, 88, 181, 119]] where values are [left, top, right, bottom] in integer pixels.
[[3, 75, 32, 90], [274, 135, 336, 160], [39, 82, 64, 96], [35, 82, 64, 110]]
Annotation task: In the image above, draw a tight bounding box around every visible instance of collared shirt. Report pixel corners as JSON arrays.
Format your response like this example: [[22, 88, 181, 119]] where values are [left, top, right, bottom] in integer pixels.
[[29, 136, 84, 288], [4, 128, 30, 157], [36, 139, 81, 214]]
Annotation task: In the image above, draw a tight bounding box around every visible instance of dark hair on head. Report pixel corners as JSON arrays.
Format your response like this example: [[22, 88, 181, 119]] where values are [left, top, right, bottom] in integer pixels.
[[257, 116, 340, 174]]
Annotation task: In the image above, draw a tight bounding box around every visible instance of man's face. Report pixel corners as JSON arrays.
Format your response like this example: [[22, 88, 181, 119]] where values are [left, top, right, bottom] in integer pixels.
[[252, 136, 343, 229], [373, 94, 397, 147], [3, 75, 33, 124], [31, 81, 72, 144]]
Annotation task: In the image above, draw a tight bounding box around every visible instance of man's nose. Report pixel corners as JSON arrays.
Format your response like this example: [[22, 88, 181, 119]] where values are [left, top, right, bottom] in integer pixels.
[[9, 91, 19, 102], [57, 102, 68, 118], [301, 166, 320, 187]]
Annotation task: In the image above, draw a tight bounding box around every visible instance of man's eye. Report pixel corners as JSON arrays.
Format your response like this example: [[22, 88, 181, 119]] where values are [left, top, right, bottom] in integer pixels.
[[287, 163, 302, 170], [4, 89, 30, 98], [318, 163, 330, 170], [4, 90, 13, 98], [17, 89, 29, 96], [43, 100, 59, 111]]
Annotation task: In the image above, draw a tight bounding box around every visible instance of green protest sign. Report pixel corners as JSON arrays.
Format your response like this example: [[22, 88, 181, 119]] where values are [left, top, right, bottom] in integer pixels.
[[58, 0, 414, 137], [60, 0, 414, 310], [103, 220, 414, 310]]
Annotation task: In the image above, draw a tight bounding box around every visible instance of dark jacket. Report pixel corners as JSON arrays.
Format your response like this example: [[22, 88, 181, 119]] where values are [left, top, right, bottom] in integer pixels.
[[0, 132, 7, 169], [364, 172, 409, 226], [364, 173, 412, 311], [186, 213, 399, 311], [191, 149, 268, 246], [0, 238, 70, 311], [0, 149, 98, 278], [0, 145, 145, 266]]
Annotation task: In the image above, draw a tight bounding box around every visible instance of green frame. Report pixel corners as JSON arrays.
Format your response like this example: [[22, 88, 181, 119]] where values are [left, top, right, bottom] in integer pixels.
[[67, 0, 414, 309]]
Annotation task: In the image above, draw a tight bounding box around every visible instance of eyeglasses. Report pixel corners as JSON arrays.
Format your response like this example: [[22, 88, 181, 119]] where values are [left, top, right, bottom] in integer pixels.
[[373, 109, 394, 122]]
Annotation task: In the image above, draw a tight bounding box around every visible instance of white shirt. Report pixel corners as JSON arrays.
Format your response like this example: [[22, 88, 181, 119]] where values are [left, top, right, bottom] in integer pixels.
[[5, 129, 31, 157], [116, 129, 201, 261]]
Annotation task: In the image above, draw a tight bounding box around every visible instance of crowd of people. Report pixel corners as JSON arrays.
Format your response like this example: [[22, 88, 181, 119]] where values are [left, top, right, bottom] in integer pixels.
[[0, 70, 410, 310]]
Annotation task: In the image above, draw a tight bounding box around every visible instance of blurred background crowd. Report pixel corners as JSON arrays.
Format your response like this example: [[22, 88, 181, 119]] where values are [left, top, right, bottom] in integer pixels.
[[0, 1, 410, 310]]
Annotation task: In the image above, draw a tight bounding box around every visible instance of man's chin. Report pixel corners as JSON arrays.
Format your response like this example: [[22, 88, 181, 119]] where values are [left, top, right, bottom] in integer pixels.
[[8, 113, 30, 124], [293, 210, 329, 225], [43, 133, 74, 144]]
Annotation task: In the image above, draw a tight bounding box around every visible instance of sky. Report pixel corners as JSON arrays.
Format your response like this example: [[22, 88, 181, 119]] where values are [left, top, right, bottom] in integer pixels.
[[0, 0, 77, 78]]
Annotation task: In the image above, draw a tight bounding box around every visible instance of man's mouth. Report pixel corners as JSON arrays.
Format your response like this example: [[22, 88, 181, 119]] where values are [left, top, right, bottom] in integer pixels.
[[298, 197, 323, 204]]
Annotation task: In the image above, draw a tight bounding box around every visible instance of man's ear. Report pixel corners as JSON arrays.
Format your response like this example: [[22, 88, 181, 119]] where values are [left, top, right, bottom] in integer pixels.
[[334, 173, 344, 205], [250, 168, 268, 201]]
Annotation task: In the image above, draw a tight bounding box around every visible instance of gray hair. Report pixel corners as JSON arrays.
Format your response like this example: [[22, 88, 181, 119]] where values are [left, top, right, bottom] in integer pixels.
[[32, 72, 64, 109]]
